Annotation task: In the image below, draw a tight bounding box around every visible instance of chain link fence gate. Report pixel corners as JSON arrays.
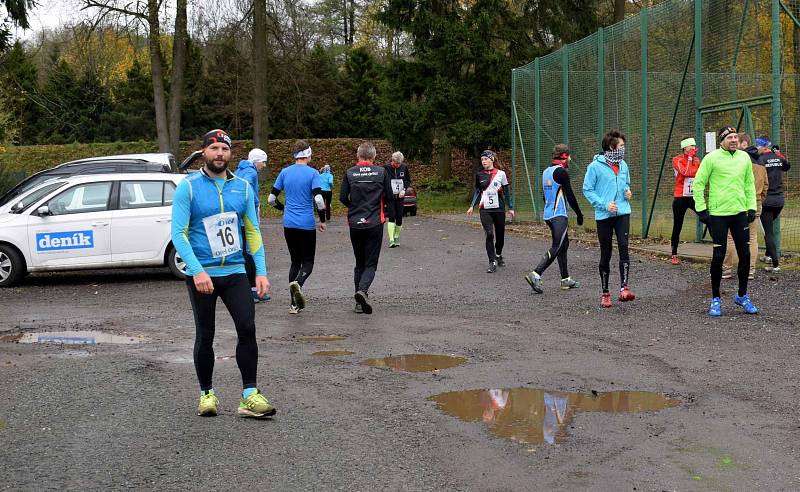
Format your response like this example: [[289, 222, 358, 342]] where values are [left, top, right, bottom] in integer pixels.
[[512, 0, 800, 254]]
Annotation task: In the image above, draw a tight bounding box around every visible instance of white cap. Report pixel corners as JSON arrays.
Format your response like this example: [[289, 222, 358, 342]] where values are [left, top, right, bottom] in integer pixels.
[[248, 148, 268, 163]]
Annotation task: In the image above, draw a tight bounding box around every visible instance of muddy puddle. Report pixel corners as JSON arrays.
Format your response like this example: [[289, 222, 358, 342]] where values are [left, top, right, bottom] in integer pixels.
[[298, 335, 347, 342], [10, 331, 143, 345], [362, 354, 466, 372], [430, 388, 680, 445], [313, 350, 355, 357]]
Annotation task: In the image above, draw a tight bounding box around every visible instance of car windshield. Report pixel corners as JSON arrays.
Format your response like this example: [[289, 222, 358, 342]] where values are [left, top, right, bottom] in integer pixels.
[[0, 173, 60, 206], [9, 181, 67, 213]]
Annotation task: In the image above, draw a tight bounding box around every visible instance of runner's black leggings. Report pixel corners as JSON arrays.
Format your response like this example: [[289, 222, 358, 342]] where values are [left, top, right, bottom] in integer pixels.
[[387, 196, 404, 226], [186, 273, 257, 391], [321, 191, 333, 221], [480, 209, 505, 262], [709, 213, 749, 298], [671, 197, 696, 255], [596, 214, 630, 292], [760, 205, 783, 267], [284, 227, 316, 296], [534, 216, 570, 279], [349, 225, 383, 294]]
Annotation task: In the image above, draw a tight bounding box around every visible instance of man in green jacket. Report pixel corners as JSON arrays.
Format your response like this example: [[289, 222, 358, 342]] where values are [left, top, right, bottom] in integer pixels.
[[693, 126, 759, 316]]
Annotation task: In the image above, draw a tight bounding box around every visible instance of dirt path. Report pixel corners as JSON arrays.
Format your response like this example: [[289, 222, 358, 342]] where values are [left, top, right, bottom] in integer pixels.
[[1, 216, 798, 490]]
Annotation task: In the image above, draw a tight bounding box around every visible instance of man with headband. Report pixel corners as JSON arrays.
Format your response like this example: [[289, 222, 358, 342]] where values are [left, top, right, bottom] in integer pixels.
[[693, 126, 759, 316], [268, 140, 327, 314], [172, 129, 276, 418], [525, 144, 583, 294]]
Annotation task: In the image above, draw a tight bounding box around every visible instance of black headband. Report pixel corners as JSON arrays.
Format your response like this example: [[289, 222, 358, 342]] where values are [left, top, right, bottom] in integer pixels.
[[202, 129, 232, 149], [718, 126, 737, 140]]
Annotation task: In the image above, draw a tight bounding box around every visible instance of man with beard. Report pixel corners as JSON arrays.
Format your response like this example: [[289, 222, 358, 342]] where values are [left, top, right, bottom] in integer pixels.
[[171, 129, 276, 418]]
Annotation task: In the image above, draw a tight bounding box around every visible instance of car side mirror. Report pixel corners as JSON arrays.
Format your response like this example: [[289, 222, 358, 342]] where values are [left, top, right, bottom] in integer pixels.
[[36, 205, 51, 217]]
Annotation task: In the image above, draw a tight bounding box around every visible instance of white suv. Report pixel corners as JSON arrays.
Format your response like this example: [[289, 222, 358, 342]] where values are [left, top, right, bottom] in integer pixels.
[[0, 173, 187, 287]]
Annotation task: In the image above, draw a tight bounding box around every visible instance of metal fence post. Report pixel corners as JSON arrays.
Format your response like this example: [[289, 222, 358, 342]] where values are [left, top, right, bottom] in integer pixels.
[[511, 69, 518, 216], [563, 47, 569, 145], [597, 28, 605, 144], [694, 0, 704, 242], [641, 8, 649, 237], [772, 0, 782, 256], [534, 58, 542, 220]]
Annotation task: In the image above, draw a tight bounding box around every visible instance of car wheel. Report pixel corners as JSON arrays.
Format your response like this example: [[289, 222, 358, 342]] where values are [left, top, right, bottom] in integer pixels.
[[0, 245, 26, 287], [167, 247, 188, 280]]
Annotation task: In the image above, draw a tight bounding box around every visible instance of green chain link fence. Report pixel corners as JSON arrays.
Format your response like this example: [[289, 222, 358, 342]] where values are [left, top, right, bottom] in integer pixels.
[[512, 0, 800, 254]]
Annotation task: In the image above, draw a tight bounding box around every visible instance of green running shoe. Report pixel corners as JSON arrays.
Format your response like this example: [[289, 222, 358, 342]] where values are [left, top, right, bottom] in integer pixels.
[[560, 277, 579, 290], [238, 389, 276, 418], [197, 391, 219, 417]]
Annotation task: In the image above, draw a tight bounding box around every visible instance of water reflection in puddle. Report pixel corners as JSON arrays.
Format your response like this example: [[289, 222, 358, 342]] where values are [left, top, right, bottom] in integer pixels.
[[362, 354, 466, 372], [313, 351, 355, 357], [298, 335, 347, 342], [16, 331, 143, 345], [430, 388, 680, 444]]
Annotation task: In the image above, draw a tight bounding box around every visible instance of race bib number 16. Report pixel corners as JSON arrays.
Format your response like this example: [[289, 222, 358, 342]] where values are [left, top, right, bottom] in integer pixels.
[[203, 212, 241, 258]]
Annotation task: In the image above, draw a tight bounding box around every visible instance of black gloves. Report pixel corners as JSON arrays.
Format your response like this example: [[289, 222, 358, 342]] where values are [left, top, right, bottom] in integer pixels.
[[747, 210, 756, 223], [576, 213, 584, 226], [698, 210, 710, 225]]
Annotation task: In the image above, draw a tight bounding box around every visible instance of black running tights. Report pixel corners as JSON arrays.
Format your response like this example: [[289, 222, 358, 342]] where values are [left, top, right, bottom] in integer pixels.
[[709, 213, 750, 298], [187, 273, 257, 391], [596, 214, 630, 292], [534, 216, 570, 279], [480, 209, 505, 262]]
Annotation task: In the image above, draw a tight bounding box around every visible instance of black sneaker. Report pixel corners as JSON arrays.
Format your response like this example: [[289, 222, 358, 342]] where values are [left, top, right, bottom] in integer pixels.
[[486, 261, 497, 273], [496, 255, 505, 267], [354, 290, 372, 314]]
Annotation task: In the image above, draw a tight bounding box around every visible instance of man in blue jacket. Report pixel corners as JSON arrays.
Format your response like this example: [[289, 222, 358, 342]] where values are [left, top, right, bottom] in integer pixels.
[[582, 130, 636, 308], [235, 148, 270, 302], [172, 129, 276, 419]]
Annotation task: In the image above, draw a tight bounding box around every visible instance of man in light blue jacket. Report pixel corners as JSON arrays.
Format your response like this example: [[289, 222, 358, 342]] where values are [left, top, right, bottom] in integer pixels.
[[235, 148, 269, 302], [582, 130, 636, 308]]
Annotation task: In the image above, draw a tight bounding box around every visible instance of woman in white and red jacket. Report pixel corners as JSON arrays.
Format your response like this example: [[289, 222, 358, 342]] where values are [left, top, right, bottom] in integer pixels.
[[670, 137, 701, 264]]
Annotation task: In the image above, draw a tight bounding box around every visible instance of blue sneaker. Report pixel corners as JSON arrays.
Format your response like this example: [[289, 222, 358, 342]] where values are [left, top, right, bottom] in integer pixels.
[[734, 294, 759, 314], [708, 297, 722, 317], [251, 291, 260, 304]]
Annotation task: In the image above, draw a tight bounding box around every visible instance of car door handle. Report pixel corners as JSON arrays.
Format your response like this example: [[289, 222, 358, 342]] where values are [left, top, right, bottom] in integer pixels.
[[155, 218, 172, 223], [91, 221, 109, 227]]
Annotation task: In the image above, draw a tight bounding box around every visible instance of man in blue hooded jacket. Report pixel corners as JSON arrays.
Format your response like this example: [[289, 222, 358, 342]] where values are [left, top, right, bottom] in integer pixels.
[[583, 130, 636, 308], [236, 148, 269, 302]]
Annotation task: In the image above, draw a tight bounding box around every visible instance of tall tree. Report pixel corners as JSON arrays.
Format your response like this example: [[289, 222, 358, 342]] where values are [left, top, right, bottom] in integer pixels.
[[252, 0, 270, 154], [613, 0, 625, 22], [1, 0, 34, 52], [168, 0, 188, 156]]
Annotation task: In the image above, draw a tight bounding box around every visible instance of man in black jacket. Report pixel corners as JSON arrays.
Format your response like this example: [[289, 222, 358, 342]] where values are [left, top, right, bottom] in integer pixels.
[[756, 136, 791, 272], [340, 142, 396, 314]]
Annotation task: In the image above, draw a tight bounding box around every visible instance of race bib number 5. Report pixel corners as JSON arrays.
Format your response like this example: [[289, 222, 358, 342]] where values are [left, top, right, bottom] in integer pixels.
[[682, 177, 694, 197], [203, 212, 241, 258], [483, 188, 499, 209]]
